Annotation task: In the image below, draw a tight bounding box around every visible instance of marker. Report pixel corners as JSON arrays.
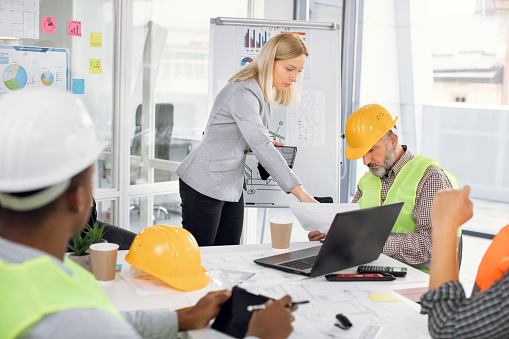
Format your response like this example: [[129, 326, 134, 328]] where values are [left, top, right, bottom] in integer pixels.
[[246, 300, 309, 312]]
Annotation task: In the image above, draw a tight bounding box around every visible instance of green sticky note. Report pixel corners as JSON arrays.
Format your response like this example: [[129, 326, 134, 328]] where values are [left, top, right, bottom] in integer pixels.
[[368, 294, 398, 302]]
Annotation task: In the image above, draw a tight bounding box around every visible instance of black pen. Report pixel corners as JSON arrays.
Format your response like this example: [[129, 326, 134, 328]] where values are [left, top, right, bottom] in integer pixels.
[[246, 300, 309, 312]]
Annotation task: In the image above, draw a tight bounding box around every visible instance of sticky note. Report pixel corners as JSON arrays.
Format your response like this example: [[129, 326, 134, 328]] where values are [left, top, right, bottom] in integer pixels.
[[71, 79, 84, 94], [89, 59, 102, 74], [42, 17, 56, 34], [68, 20, 81, 37], [368, 294, 398, 302], [116, 264, 122, 273], [90, 32, 102, 48]]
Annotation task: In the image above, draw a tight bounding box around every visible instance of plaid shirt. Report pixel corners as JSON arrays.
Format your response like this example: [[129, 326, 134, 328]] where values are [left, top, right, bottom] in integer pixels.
[[351, 147, 453, 266], [421, 271, 509, 338]]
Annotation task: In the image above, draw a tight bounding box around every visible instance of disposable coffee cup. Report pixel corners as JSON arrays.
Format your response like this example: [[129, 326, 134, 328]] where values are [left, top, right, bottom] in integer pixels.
[[270, 218, 293, 250], [90, 243, 119, 281]]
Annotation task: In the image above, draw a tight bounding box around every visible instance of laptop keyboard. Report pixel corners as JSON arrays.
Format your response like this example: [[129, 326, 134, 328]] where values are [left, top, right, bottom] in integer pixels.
[[279, 255, 317, 270]]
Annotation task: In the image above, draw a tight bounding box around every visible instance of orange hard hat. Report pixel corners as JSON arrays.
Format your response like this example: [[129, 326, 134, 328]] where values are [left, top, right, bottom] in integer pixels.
[[345, 104, 398, 160], [125, 225, 210, 292]]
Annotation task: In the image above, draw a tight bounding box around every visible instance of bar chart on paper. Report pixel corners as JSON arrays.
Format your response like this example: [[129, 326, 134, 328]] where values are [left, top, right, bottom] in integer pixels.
[[244, 28, 268, 49]]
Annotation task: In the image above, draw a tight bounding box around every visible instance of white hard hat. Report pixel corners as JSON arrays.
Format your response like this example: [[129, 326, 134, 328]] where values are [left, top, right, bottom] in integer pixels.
[[0, 88, 108, 211]]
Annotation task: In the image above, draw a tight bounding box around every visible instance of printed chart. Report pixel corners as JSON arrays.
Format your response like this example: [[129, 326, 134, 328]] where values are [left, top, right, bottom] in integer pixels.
[[0, 45, 68, 94], [3, 64, 28, 90], [238, 26, 309, 70], [41, 71, 54, 86]]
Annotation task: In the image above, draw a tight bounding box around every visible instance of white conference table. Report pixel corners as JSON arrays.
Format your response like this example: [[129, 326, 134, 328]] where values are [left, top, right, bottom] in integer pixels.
[[101, 242, 431, 338]]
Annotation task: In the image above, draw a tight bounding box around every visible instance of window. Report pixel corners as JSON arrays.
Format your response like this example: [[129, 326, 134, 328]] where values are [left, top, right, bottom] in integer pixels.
[[356, 0, 509, 235]]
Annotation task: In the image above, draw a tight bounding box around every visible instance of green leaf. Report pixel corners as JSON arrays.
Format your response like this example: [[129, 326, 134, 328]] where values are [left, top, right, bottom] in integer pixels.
[[85, 220, 107, 244], [68, 232, 93, 256]]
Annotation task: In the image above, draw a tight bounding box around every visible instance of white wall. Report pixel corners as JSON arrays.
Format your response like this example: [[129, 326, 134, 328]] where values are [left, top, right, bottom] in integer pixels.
[[263, 0, 294, 20]]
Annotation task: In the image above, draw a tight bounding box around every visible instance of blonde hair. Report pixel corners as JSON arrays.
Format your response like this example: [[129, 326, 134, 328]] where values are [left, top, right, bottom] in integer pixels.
[[229, 33, 309, 107]]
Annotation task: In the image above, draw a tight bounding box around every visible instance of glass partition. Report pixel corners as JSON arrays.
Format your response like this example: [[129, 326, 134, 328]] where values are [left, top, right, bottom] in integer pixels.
[[0, 0, 116, 190], [130, 0, 249, 187]]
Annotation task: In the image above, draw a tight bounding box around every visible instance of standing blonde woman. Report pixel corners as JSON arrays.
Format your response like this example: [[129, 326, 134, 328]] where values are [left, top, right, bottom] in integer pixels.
[[177, 33, 317, 246]]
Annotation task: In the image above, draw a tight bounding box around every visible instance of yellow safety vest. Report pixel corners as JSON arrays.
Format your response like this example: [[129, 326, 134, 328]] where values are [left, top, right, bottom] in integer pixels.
[[358, 154, 458, 234], [0, 255, 123, 339], [357, 155, 460, 272]]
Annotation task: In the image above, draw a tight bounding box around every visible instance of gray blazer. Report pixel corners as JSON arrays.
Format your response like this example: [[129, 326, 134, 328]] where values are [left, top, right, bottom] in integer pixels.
[[176, 80, 301, 202]]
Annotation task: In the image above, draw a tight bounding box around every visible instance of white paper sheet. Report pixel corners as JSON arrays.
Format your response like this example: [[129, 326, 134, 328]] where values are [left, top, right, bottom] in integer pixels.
[[185, 249, 309, 305], [254, 280, 429, 339], [118, 262, 181, 296], [0, 0, 39, 39], [289, 202, 360, 234], [286, 90, 325, 146]]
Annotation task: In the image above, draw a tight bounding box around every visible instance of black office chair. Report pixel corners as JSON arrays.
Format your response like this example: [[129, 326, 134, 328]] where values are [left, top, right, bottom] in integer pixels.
[[131, 103, 174, 160], [67, 199, 137, 252]]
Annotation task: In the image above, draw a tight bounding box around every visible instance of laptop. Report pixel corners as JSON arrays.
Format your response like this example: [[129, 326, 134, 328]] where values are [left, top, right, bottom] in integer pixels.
[[254, 202, 404, 277]]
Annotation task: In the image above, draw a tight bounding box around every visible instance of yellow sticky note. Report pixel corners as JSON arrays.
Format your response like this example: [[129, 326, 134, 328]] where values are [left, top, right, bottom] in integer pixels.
[[89, 59, 102, 74], [90, 32, 102, 48], [368, 294, 398, 302]]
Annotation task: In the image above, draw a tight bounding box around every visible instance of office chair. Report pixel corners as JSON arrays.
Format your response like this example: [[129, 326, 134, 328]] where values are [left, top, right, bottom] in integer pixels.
[[67, 199, 137, 252], [131, 103, 174, 160]]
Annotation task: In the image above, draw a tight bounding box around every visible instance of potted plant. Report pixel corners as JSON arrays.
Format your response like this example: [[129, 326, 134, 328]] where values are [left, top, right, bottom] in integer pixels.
[[67, 219, 108, 271], [68, 232, 93, 272]]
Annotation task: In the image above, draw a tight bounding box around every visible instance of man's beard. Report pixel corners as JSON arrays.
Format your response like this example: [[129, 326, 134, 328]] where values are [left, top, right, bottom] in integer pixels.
[[368, 143, 396, 177]]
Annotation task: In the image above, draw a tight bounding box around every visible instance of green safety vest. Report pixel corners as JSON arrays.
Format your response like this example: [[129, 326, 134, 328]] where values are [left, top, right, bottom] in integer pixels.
[[0, 255, 123, 339], [358, 154, 459, 234]]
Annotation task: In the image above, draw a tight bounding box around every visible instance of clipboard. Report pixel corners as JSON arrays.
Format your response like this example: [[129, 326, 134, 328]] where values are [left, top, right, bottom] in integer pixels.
[[211, 286, 269, 338]]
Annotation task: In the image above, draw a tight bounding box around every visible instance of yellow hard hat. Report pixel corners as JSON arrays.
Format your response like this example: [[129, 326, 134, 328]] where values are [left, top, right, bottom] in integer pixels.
[[125, 225, 210, 292], [345, 104, 398, 160]]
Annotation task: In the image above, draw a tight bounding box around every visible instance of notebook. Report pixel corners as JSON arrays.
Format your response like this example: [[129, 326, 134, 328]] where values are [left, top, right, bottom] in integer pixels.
[[254, 202, 404, 277]]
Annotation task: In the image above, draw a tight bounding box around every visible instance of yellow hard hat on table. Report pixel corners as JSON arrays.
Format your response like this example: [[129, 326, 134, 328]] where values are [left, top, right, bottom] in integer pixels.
[[344, 104, 398, 160], [126, 225, 210, 292]]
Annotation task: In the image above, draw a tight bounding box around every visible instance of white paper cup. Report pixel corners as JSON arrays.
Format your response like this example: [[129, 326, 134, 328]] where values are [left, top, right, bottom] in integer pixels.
[[90, 243, 119, 281], [270, 218, 293, 249]]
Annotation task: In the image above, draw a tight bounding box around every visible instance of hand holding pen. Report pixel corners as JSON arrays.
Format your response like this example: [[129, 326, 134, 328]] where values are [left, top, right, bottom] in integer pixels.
[[245, 295, 297, 339], [247, 300, 309, 312]]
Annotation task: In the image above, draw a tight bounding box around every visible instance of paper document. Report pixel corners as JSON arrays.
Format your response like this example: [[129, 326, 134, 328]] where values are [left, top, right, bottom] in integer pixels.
[[289, 202, 359, 234], [252, 280, 429, 338]]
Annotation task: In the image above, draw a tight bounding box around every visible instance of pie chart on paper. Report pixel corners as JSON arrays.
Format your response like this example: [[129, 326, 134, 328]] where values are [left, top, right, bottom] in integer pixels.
[[3, 64, 27, 90], [41, 71, 54, 86]]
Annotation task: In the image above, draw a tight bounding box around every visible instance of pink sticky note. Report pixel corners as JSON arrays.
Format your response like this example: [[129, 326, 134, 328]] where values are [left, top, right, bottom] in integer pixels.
[[42, 17, 56, 34], [68, 20, 81, 37]]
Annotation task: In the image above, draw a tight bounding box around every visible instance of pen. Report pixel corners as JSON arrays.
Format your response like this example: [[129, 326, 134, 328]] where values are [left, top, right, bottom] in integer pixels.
[[246, 300, 309, 312]]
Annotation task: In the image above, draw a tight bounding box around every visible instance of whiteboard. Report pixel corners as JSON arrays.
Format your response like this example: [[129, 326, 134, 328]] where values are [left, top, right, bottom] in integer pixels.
[[209, 18, 341, 207]]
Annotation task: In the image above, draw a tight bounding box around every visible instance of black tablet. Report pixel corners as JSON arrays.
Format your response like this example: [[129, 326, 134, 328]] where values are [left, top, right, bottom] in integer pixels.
[[211, 286, 269, 338]]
